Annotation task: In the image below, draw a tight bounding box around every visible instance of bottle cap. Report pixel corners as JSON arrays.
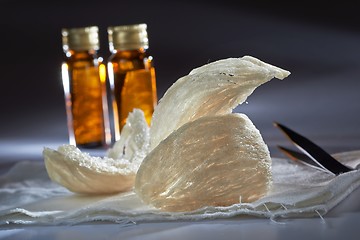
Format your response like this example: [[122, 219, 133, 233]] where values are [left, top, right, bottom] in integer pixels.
[[62, 26, 100, 52], [108, 23, 149, 51]]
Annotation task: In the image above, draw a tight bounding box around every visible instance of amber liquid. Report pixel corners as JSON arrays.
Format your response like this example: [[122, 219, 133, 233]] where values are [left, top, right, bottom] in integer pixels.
[[108, 49, 157, 138], [64, 51, 106, 148]]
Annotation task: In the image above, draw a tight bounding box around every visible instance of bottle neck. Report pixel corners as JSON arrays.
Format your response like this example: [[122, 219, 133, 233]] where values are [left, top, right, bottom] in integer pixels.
[[64, 49, 98, 60], [110, 48, 148, 59]]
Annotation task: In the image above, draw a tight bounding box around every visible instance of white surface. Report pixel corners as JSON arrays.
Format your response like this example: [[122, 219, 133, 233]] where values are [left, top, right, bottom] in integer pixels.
[[0, 190, 360, 240], [2, 156, 360, 225], [0, 155, 360, 239]]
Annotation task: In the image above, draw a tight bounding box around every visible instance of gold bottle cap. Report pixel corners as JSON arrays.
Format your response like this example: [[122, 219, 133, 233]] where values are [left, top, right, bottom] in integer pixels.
[[62, 26, 100, 52], [108, 23, 149, 51]]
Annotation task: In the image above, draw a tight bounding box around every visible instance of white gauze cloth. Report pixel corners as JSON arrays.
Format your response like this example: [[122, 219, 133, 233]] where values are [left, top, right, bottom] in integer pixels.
[[0, 150, 360, 225]]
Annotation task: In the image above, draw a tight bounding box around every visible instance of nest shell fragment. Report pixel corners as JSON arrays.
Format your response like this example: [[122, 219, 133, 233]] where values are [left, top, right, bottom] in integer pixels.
[[135, 114, 272, 212], [43, 109, 150, 194], [150, 56, 290, 150]]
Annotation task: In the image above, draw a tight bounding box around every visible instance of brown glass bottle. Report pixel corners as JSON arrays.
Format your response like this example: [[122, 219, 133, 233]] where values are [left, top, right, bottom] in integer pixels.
[[107, 24, 157, 141], [62, 26, 110, 148]]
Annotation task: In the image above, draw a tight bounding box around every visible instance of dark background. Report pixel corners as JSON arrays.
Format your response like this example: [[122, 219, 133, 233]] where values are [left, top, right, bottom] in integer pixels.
[[1, 1, 360, 161]]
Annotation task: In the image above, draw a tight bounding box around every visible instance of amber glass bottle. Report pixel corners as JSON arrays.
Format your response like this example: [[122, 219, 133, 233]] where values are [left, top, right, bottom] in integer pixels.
[[107, 23, 158, 141], [61, 26, 110, 148]]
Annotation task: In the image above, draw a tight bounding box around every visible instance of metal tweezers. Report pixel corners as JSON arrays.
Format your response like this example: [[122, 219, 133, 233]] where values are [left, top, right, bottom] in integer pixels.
[[274, 122, 353, 175]]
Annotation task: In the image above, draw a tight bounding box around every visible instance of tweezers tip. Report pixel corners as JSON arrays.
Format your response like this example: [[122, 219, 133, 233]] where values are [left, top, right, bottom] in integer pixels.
[[273, 122, 286, 131]]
